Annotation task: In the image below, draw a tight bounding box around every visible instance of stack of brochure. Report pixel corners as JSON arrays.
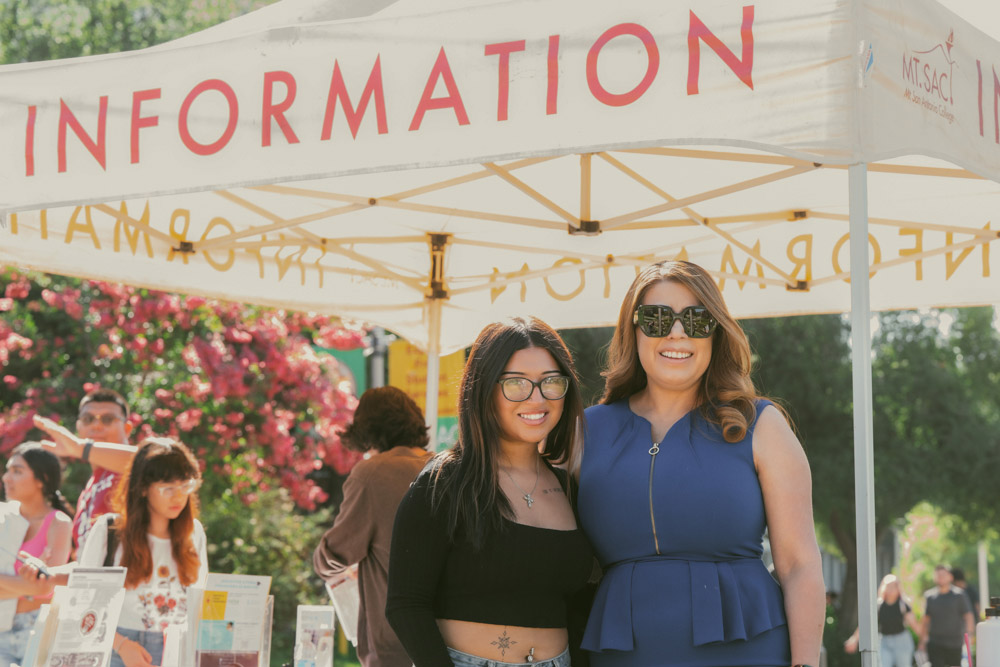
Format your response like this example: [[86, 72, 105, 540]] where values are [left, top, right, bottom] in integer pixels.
[[185, 573, 274, 667]]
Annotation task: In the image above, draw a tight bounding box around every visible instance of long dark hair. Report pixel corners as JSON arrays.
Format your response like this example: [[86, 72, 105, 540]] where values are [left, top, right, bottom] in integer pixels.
[[10, 441, 73, 516], [112, 437, 202, 588], [430, 317, 583, 549]]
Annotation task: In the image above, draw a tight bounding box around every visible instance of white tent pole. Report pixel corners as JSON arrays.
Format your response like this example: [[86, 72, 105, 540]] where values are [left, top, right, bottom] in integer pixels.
[[424, 297, 442, 450], [849, 162, 879, 667]]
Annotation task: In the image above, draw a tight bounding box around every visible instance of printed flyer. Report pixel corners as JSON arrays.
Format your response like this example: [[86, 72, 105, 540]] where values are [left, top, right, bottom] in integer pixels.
[[26, 567, 127, 667], [294, 606, 335, 667], [192, 573, 272, 667], [324, 574, 359, 646]]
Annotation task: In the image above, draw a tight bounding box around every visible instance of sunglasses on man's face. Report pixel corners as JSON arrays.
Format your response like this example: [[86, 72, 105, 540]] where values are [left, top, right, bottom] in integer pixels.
[[78, 413, 125, 427], [633, 304, 719, 338]]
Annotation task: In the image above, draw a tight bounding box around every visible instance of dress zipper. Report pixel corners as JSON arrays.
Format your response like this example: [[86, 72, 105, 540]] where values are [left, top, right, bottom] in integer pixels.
[[648, 441, 661, 555]]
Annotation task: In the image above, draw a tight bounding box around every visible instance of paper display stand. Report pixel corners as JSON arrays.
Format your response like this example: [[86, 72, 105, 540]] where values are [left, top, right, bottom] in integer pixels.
[[0, 501, 29, 632], [294, 606, 335, 667], [185, 573, 273, 667], [20, 566, 128, 667]]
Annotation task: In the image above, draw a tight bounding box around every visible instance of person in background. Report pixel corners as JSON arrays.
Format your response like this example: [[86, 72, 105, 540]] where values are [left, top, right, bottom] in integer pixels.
[[577, 260, 825, 667], [313, 386, 434, 667], [919, 565, 974, 667], [387, 317, 594, 667], [0, 442, 73, 667], [20, 437, 208, 667], [844, 574, 921, 667], [33, 388, 138, 551], [950, 567, 980, 621]]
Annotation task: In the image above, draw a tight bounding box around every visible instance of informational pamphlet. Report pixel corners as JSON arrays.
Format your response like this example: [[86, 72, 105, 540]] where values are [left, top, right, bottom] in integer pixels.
[[25, 567, 127, 667], [294, 606, 335, 667], [0, 501, 28, 632], [324, 576, 359, 646], [190, 573, 273, 667]]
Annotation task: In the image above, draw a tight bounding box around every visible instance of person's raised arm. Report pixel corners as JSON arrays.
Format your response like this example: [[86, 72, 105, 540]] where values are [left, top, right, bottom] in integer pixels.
[[33, 414, 136, 474], [385, 471, 453, 667], [755, 405, 825, 667]]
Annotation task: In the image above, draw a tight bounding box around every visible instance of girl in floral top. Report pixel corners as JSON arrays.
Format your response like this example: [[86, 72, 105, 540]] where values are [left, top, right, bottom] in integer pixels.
[[79, 437, 208, 667]]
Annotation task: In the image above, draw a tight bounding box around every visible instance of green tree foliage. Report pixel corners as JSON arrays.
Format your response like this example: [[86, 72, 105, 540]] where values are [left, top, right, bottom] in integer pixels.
[[898, 502, 1000, 611], [0, 0, 271, 62], [1, 269, 363, 663], [744, 308, 1000, 658]]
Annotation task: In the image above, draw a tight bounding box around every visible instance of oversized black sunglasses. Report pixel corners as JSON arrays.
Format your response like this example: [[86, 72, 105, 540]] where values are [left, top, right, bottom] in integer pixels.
[[497, 376, 571, 402], [633, 304, 718, 338]]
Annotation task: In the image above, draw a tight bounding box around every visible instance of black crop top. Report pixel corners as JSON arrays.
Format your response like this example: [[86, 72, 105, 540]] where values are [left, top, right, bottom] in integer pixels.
[[385, 462, 595, 667]]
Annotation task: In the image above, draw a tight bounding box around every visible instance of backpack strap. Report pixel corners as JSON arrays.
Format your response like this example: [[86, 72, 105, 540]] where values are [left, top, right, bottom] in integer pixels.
[[104, 514, 120, 568]]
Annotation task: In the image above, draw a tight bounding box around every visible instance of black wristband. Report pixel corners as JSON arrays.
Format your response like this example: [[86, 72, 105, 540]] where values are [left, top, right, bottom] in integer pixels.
[[81, 438, 95, 463]]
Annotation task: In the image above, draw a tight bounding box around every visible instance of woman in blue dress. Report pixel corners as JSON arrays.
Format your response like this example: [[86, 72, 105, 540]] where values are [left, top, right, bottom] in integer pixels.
[[577, 260, 825, 667]]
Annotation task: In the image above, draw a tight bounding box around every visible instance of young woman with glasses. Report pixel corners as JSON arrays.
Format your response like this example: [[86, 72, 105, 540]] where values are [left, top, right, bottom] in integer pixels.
[[576, 260, 825, 667], [387, 317, 595, 667], [0, 443, 73, 667], [78, 437, 206, 667]]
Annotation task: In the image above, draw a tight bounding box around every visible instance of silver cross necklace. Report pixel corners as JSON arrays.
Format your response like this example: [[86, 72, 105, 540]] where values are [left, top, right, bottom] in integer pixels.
[[503, 455, 540, 509]]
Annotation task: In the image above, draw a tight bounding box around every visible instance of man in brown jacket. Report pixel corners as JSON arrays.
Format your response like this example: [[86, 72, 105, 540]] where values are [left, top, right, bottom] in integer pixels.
[[313, 386, 433, 667]]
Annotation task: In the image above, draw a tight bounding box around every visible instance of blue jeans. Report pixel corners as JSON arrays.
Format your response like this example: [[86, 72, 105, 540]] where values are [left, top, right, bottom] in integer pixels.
[[0, 610, 40, 667], [880, 631, 915, 667], [110, 627, 165, 667], [447, 646, 571, 667]]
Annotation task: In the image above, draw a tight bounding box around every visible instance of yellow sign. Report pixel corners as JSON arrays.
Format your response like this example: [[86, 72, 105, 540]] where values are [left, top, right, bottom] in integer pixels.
[[388, 341, 464, 418]]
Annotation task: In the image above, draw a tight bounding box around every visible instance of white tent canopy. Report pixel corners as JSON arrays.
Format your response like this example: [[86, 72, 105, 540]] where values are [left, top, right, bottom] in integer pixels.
[[2, 1, 999, 664], [1, 0, 997, 353]]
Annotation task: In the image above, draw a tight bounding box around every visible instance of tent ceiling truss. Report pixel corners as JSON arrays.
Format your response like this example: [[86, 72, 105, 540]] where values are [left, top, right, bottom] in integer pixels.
[[96, 148, 997, 307]]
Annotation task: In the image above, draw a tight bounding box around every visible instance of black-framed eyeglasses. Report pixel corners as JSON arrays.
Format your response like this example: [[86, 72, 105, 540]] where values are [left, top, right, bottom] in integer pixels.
[[633, 304, 718, 338], [78, 413, 125, 427], [497, 376, 571, 402]]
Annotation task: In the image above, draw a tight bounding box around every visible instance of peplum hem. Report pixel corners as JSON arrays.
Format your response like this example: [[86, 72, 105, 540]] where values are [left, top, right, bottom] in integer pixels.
[[582, 557, 787, 653]]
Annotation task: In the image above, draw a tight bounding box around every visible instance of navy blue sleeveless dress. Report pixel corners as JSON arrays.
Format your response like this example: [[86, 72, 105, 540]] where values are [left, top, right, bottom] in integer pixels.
[[578, 400, 790, 667]]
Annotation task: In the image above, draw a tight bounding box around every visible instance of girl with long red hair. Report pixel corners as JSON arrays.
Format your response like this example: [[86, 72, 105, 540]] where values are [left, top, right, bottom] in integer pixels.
[[78, 436, 207, 667]]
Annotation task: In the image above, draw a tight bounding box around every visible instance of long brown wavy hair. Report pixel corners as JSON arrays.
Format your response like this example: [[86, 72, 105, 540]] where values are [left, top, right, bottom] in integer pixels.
[[431, 317, 584, 550], [602, 260, 762, 442], [112, 437, 202, 588]]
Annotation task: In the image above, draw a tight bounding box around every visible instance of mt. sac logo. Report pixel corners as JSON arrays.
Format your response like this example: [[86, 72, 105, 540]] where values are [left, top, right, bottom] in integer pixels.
[[901, 29, 956, 124]]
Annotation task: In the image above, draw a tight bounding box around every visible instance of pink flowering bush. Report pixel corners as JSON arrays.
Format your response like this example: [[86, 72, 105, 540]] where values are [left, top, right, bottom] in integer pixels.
[[1, 268, 367, 660], [0, 268, 365, 509]]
